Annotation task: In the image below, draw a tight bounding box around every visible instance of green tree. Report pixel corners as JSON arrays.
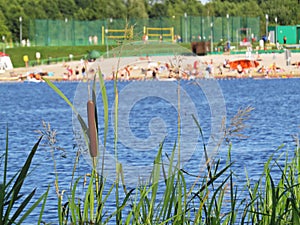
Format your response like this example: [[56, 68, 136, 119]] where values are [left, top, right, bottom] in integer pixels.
[[126, 0, 148, 19], [85, 0, 113, 19], [215, 0, 240, 16], [58, 0, 77, 18], [148, 3, 168, 18], [260, 0, 300, 25], [39, 0, 62, 19], [185, 0, 204, 16], [74, 7, 90, 20], [166, 0, 186, 18], [74, 0, 93, 9], [23, 0, 48, 19], [0, 11, 11, 41], [6, 4, 24, 42], [103, 0, 127, 19]]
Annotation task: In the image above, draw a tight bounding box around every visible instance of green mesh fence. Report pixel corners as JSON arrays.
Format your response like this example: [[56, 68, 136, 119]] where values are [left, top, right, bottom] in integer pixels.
[[29, 16, 260, 47]]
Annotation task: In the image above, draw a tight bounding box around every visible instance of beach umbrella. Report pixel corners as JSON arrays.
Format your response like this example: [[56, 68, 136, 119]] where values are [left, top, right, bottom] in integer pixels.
[[87, 50, 101, 61]]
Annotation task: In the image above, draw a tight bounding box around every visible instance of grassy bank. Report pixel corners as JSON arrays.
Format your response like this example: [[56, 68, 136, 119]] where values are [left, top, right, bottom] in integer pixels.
[[5, 45, 108, 68], [5, 43, 194, 68]]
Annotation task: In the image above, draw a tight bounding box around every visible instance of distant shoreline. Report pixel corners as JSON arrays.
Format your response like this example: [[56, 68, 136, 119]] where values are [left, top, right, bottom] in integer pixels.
[[1, 52, 300, 83]]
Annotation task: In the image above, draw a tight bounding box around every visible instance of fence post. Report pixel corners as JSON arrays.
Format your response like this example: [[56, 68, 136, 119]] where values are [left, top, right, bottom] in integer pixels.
[[102, 26, 104, 45]]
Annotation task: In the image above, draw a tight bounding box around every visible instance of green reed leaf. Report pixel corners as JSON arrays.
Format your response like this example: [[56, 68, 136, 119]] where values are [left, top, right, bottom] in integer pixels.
[[37, 185, 50, 225], [43, 77, 75, 112], [147, 143, 163, 223], [69, 177, 82, 224], [1, 133, 50, 225], [5, 137, 42, 221], [83, 173, 94, 222], [9, 189, 36, 224], [43, 77, 90, 166], [97, 67, 108, 148], [16, 185, 49, 225]]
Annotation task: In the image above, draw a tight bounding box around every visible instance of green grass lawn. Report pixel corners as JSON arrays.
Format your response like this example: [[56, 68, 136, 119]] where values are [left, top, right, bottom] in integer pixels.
[[5, 45, 108, 68], [4, 43, 193, 68]]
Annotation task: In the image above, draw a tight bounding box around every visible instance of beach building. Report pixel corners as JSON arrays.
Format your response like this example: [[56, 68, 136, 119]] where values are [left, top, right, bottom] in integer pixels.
[[269, 25, 300, 45]]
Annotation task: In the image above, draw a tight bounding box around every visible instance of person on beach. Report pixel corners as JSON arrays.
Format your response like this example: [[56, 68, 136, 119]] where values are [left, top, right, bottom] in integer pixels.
[[271, 62, 277, 75], [152, 68, 157, 79], [75, 66, 80, 80], [237, 63, 244, 75], [142, 33, 148, 43], [93, 35, 98, 45], [276, 41, 282, 50], [81, 66, 86, 78], [65, 66, 73, 80], [226, 41, 230, 52], [223, 59, 230, 69], [159, 35, 163, 42]]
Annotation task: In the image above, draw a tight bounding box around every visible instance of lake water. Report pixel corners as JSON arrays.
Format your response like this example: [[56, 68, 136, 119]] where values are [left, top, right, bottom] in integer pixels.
[[0, 78, 299, 223]]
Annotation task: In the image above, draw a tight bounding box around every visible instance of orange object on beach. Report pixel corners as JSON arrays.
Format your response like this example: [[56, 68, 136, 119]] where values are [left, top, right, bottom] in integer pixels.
[[228, 59, 259, 70]]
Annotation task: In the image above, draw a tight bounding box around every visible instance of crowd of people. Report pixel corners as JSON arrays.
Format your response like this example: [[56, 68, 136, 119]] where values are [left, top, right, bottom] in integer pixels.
[[62, 59, 87, 81], [102, 58, 222, 81]]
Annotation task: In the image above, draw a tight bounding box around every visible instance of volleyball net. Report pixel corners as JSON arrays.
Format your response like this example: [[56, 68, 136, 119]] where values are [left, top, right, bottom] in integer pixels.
[[144, 26, 174, 42], [102, 26, 134, 44]]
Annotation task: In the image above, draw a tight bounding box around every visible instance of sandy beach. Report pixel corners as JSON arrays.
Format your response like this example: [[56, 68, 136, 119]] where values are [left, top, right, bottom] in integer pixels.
[[1, 51, 300, 82]]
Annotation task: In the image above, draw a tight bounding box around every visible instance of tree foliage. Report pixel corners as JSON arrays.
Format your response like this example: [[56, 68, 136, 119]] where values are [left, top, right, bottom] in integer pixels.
[[0, 0, 298, 43]]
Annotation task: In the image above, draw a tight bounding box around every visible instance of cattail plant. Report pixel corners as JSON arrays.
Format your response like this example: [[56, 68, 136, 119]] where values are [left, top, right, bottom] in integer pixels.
[[87, 100, 98, 159]]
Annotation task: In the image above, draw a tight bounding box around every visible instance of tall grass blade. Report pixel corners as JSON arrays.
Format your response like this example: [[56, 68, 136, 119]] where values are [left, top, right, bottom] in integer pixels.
[[113, 75, 121, 224], [1, 132, 49, 224], [83, 172, 95, 222], [4, 137, 42, 222], [92, 75, 99, 135], [159, 143, 177, 221], [0, 183, 4, 223], [17, 185, 49, 225], [57, 193, 63, 225], [37, 185, 50, 225], [190, 162, 233, 202], [104, 188, 135, 224], [43, 77, 89, 150], [192, 114, 217, 203], [43, 77, 76, 112], [177, 80, 181, 168], [4, 127, 8, 187], [0, 127, 9, 223], [69, 176, 82, 224], [147, 143, 163, 223], [193, 191, 209, 224], [268, 172, 276, 225], [9, 189, 37, 224], [98, 67, 109, 183]]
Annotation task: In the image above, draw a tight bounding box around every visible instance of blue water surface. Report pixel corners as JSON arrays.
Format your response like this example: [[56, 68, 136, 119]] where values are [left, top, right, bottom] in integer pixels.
[[0, 78, 299, 223]]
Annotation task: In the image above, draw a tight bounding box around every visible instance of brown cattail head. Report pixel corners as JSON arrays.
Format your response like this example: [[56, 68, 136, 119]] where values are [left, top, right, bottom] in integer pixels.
[[87, 100, 98, 157]]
